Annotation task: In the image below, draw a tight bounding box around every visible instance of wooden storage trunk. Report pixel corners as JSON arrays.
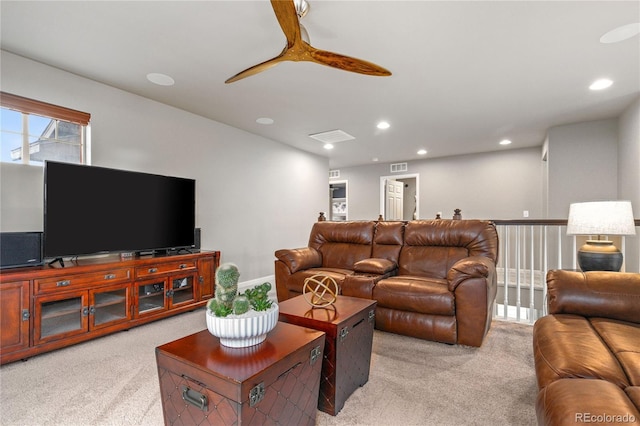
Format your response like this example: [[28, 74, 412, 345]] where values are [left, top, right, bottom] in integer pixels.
[[278, 295, 377, 415], [156, 322, 325, 425]]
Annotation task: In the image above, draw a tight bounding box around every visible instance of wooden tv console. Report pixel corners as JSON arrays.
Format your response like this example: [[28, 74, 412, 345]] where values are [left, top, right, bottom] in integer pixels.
[[0, 250, 219, 365]]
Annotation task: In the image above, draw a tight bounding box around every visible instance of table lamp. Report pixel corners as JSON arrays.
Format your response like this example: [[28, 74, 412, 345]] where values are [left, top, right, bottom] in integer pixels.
[[566, 201, 636, 271]]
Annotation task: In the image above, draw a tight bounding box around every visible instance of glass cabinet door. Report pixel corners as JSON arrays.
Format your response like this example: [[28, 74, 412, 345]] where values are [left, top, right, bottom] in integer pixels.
[[35, 291, 88, 344], [169, 274, 196, 307], [135, 280, 167, 317], [90, 284, 131, 329]]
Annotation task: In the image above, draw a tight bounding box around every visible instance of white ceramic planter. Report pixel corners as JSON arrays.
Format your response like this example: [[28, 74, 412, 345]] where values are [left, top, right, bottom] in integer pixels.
[[206, 303, 279, 348]]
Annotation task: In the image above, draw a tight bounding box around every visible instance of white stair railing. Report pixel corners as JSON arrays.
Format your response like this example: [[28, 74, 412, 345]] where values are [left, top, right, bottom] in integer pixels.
[[492, 219, 639, 324]]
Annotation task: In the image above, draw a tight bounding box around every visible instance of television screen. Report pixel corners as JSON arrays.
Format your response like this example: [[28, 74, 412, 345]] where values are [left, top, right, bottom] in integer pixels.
[[44, 161, 195, 258]]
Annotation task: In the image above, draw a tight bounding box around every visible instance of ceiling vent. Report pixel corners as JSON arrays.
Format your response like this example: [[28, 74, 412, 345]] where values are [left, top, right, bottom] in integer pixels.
[[309, 129, 355, 144], [390, 162, 408, 173], [329, 170, 340, 178]]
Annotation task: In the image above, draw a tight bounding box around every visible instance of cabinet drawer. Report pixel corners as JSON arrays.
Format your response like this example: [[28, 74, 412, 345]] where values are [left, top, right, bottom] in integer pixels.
[[135, 260, 196, 278], [35, 268, 131, 294]]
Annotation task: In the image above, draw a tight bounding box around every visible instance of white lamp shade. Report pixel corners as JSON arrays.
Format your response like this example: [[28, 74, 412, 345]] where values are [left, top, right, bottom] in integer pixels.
[[566, 201, 636, 236]]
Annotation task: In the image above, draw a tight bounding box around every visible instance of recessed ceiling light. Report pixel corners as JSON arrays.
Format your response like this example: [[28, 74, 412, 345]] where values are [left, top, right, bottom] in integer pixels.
[[377, 121, 390, 130], [324, 143, 334, 150], [417, 149, 427, 155], [372, 157, 379, 162], [146, 73, 175, 86], [589, 79, 613, 90], [600, 23, 640, 44], [499, 139, 512, 146], [256, 117, 274, 125]]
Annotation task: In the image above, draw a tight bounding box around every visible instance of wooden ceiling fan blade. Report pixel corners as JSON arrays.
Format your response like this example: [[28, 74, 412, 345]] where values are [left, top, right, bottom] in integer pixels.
[[271, 0, 301, 47], [225, 55, 285, 84], [309, 49, 392, 77]]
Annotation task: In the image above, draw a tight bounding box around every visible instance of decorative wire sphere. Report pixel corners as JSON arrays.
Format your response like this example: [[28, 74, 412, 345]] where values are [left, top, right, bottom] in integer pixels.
[[303, 274, 338, 307]]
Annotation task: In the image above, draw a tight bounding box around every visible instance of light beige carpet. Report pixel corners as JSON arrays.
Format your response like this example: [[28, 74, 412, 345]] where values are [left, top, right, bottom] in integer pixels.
[[0, 309, 536, 425]]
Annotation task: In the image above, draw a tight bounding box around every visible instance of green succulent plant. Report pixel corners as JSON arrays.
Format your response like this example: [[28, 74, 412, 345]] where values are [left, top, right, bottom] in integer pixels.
[[244, 282, 273, 312], [208, 264, 274, 317]]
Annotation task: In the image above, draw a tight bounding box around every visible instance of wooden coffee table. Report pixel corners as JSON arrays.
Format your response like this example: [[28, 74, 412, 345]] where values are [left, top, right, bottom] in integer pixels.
[[156, 322, 325, 425], [278, 294, 377, 416]]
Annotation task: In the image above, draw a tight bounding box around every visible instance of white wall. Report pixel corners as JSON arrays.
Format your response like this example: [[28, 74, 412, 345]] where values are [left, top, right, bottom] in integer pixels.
[[546, 118, 618, 218], [617, 96, 640, 273], [333, 147, 544, 220], [0, 51, 329, 280], [618, 96, 640, 209]]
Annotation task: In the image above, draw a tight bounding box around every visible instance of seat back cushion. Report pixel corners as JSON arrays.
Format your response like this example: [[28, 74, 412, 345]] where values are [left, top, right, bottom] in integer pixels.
[[308, 221, 374, 269], [372, 221, 404, 264], [398, 220, 498, 278]]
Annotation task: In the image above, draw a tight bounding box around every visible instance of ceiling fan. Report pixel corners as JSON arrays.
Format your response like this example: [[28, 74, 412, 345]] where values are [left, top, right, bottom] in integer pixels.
[[225, 0, 392, 83]]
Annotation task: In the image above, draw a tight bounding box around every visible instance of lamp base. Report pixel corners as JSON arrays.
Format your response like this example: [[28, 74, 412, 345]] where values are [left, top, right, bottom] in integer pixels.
[[577, 240, 623, 272]]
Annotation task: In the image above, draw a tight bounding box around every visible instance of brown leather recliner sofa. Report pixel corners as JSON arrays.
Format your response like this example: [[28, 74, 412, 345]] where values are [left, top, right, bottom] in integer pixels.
[[533, 270, 640, 425], [274, 219, 499, 347]]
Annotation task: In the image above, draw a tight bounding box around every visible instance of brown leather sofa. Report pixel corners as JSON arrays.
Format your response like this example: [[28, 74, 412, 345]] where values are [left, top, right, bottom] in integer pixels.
[[533, 270, 640, 425], [274, 219, 499, 347]]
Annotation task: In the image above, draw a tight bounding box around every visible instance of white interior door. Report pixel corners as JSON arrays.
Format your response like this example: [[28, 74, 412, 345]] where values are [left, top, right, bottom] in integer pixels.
[[385, 179, 404, 220]]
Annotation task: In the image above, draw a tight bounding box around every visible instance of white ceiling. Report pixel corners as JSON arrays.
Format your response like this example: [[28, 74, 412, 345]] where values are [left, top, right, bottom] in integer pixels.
[[1, 1, 639, 169]]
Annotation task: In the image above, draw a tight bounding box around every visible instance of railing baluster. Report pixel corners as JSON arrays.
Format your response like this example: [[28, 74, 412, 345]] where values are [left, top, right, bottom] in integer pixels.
[[557, 226, 562, 270], [529, 225, 535, 324], [515, 225, 521, 322], [503, 226, 509, 320], [542, 226, 548, 317]]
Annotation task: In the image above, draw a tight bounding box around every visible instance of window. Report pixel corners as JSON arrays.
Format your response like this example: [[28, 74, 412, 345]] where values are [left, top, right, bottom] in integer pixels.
[[0, 92, 91, 165]]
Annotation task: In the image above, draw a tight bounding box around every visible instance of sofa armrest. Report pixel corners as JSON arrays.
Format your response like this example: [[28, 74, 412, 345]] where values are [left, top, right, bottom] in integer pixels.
[[446, 256, 494, 292], [354, 258, 397, 275], [546, 269, 640, 323], [274, 247, 322, 274]]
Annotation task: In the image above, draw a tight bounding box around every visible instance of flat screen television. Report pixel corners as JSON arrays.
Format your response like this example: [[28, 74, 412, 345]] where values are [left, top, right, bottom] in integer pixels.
[[44, 161, 195, 259]]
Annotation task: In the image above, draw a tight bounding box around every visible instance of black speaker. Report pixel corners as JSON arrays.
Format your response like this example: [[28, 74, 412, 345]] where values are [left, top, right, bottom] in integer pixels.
[[0, 232, 43, 269], [193, 228, 201, 250]]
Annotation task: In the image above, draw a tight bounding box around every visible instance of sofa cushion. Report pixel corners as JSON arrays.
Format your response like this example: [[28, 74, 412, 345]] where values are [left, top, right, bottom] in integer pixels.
[[275, 247, 322, 274], [372, 221, 404, 262], [398, 220, 498, 279], [591, 318, 640, 386], [547, 270, 640, 324], [627, 387, 640, 411], [399, 245, 468, 279], [536, 379, 640, 426], [373, 276, 455, 315], [533, 314, 630, 390], [308, 221, 374, 269], [354, 258, 397, 274]]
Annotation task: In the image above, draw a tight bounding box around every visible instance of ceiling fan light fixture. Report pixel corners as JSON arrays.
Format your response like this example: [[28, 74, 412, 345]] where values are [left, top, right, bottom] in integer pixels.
[[294, 0, 309, 19], [225, 0, 391, 83]]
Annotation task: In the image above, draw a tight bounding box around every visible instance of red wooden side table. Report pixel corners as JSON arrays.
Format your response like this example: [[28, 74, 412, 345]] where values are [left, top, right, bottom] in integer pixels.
[[278, 294, 377, 415], [156, 321, 325, 425]]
